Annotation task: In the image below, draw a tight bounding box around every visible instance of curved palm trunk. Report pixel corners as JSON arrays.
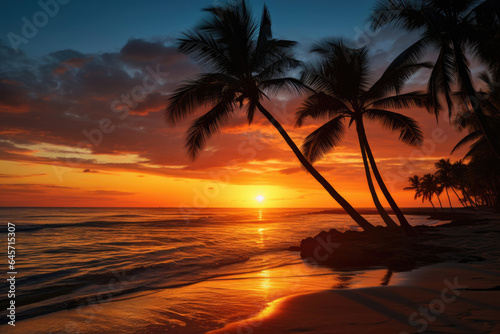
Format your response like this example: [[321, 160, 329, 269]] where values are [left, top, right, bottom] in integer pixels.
[[445, 188, 454, 210], [451, 188, 466, 207], [356, 123, 399, 228], [429, 198, 437, 211], [357, 121, 416, 236], [255, 102, 375, 231], [462, 188, 477, 208], [453, 43, 500, 157], [436, 194, 443, 209]]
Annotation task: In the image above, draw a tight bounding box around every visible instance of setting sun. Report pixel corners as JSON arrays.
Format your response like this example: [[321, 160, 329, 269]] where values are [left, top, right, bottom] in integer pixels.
[[255, 195, 265, 203]]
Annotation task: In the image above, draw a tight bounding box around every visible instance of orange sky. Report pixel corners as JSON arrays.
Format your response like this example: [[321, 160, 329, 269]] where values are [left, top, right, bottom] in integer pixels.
[[0, 90, 467, 208], [0, 31, 470, 209]]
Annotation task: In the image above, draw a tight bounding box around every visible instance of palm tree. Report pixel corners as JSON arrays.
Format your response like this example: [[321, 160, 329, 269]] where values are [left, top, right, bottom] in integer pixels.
[[467, 156, 500, 209], [450, 160, 469, 207], [165, 1, 375, 231], [296, 40, 427, 235], [371, 0, 500, 156], [420, 173, 443, 210], [435, 159, 455, 210], [452, 70, 500, 159], [404, 175, 422, 201]]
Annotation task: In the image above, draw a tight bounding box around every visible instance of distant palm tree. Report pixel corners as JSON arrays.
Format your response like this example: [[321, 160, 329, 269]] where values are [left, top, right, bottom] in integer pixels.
[[165, 1, 375, 231], [420, 173, 443, 210], [371, 0, 500, 156], [404, 175, 422, 201], [449, 160, 468, 207], [435, 159, 455, 210], [296, 39, 427, 235]]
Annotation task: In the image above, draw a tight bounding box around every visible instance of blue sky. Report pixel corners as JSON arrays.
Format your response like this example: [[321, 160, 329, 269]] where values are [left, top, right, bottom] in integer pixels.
[[1, 0, 376, 56]]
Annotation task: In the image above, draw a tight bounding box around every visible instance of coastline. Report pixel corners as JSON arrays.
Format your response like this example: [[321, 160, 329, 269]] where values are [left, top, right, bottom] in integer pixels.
[[208, 212, 500, 334]]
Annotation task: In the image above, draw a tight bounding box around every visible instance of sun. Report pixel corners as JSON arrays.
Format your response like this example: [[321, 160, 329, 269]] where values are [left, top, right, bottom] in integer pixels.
[[255, 195, 265, 203]]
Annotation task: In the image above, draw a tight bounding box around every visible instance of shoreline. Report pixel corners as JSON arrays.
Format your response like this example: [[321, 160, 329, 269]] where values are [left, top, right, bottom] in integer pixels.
[[208, 212, 500, 334], [208, 262, 500, 334]]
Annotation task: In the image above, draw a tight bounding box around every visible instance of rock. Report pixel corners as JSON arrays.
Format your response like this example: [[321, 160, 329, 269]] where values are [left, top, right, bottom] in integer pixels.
[[295, 226, 462, 271], [458, 255, 487, 263]]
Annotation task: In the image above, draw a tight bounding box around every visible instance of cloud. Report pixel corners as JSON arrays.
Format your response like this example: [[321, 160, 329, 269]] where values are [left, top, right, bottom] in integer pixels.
[[87, 190, 135, 196], [83, 169, 99, 173], [0, 173, 47, 178], [120, 39, 186, 66], [0, 33, 472, 203]]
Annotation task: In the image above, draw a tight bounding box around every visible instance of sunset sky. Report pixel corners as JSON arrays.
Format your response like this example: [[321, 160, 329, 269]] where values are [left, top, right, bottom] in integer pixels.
[[0, 0, 471, 208]]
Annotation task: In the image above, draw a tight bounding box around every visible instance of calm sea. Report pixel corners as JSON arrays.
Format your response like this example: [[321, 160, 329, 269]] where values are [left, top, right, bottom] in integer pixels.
[[0, 207, 440, 333]]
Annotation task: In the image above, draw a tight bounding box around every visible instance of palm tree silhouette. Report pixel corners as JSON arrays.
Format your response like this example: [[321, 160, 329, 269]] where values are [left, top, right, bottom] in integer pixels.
[[371, 0, 500, 156], [296, 40, 427, 235], [404, 175, 422, 201], [435, 159, 455, 210], [420, 173, 443, 211], [165, 1, 375, 231], [452, 70, 500, 159], [450, 160, 472, 208]]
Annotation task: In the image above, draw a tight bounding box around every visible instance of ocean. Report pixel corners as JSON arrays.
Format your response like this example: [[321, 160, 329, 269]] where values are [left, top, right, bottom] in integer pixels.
[[0, 207, 440, 333]]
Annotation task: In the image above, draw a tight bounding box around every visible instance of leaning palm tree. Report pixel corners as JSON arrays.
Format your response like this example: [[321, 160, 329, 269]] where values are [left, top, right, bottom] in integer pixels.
[[371, 0, 500, 156], [435, 159, 455, 210], [296, 39, 427, 235], [165, 1, 375, 231], [404, 175, 422, 201], [420, 173, 443, 210], [450, 160, 469, 207]]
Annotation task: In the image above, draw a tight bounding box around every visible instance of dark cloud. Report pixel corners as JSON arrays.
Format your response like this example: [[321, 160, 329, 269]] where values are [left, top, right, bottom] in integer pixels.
[[0, 79, 30, 113], [120, 39, 185, 66], [83, 169, 99, 173]]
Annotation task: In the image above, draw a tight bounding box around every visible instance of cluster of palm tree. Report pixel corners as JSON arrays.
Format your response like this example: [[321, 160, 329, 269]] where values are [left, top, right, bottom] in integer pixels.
[[405, 158, 500, 210], [165, 0, 500, 235]]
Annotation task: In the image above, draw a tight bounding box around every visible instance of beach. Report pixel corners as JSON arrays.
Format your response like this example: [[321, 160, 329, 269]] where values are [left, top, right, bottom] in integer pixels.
[[209, 211, 500, 334], [0, 207, 444, 333], [2, 208, 498, 333]]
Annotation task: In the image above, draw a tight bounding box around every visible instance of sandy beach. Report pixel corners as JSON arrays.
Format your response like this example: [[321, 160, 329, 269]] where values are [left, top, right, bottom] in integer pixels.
[[209, 213, 500, 334]]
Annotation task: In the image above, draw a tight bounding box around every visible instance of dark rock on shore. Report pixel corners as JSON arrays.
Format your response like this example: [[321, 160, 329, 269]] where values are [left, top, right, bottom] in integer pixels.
[[297, 226, 460, 271]]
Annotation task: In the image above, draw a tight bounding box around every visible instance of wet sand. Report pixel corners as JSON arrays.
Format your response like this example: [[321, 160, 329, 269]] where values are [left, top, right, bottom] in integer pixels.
[[209, 213, 500, 334]]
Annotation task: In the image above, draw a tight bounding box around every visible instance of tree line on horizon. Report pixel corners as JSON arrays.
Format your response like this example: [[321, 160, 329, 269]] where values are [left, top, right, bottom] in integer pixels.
[[165, 0, 500, 236], [405, 158, 499, 211]]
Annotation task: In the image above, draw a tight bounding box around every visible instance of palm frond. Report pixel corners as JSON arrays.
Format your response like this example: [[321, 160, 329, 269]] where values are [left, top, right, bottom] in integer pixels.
[[301, 116, 345, 163], [185, 99, 235, 160], [365, 108, 423, 146], [300, 63, 339, 96], [427, 45, 455, 118], [166, 75, 227, 125], [296, 92, 351, 127], [451, 130, 483, 154], [367, 91, 428, 109], [370, 0, 427, 30], [259, 77, 310, 96], [165, 73, 243, 124], [178, 30, 232, 73], [256, 55, 302, 82], [365, 60, 431, 100]]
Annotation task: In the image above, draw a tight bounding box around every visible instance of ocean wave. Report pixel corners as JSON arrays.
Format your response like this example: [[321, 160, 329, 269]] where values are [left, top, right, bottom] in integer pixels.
[[1, 219, 189, 233]]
